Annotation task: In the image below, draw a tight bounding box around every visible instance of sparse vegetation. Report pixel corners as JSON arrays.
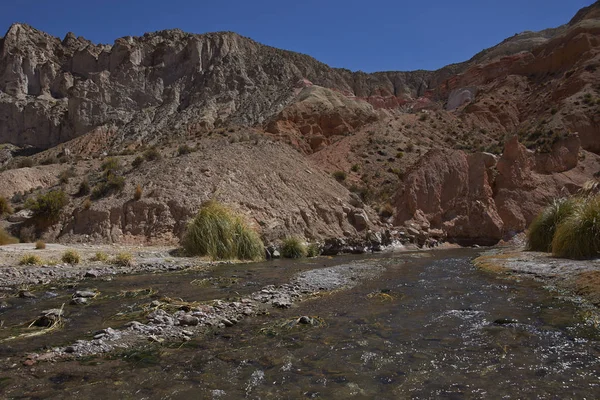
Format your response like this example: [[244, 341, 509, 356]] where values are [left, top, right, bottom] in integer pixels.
[[25, 190, 68, 224], [58, 168, 76, 184], [19, 254, 42, 265], [113, 252, 134, 267], [332, 170, 347, 182], [83, 198, 92, 210], [281, 237, 307, 259], [35, 240, 46, 250], [91, 173, 125, 200], [182, 200, 264, 261], [62, 250, 81, 264], [350, 164, 360, 173], [101, 157, 121, 173]]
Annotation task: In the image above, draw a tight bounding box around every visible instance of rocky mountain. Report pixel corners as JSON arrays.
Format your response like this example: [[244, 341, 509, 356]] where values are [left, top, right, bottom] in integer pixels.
[[0, 1, 598, 246]]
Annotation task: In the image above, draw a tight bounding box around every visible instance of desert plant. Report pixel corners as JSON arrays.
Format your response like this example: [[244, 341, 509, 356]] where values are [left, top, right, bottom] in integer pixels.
[[93, 251, 109, 262], [178, 144, 194, 156], [306, 243, 321, 258], [17, 158, 34, 168], [112, 252, 133, 267], [25, 190, 68, 224], [62, 250, 81, 264], [0, 196, 13, 216], [0, 228, 19, 245], [281, 237, 307, 259], [182, 200, 264, 261], [332, 171, 347, 182], [58, 168, 76, 184], [77, 180, 91, 196], [91, 173, 126, 200], [132, 156, 144, 168], [83, 198, 92, 210], [379, 203, 395, 219], [552, 196, 600, 259], [19, 254, 42, 265], [527, 198, 576, 252], [350, 164, 360, 173], [143, 147, 161, 161], [101, 157, 121, 173], [35, 240, 46, 250], [134, 184, 143, 201]]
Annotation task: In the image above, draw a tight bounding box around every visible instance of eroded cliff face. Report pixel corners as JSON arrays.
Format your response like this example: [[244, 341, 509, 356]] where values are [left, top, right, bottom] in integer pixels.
[[395, 135, 599, 243]]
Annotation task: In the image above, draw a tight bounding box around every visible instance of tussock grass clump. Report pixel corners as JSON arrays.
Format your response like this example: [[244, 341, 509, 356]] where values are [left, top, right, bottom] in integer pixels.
[[62, 250, 81, 264], [306, 243, 321, 258], [113, 252, 134, 267], [134, 184, 143, 201], [0, 228, 19, 245], [0, 196, 13, 216], [332, 171, 347, 182], [35, 240, 46, 250], [527, 198, 576, 252], [92, 252, 109, 262], [552, 196, 600, 259], [20, 254, 42, 265], [281, 237, 307, 259], [183, 200, 264, 261]]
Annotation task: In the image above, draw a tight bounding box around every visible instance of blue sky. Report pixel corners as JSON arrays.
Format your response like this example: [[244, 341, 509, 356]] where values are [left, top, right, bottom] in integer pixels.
[[0, 0, 593, 72]]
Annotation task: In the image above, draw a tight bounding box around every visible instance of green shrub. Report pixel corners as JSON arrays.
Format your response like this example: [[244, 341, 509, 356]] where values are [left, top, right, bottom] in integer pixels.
[[281, 237, 307, 259], [527, 198, 576, 252], [112, 252, 133, 266], [0, 196, 13, 216], [91, 173, 125, 200], [19, 254, 42, 265], [0, 228, 18, 245], [350, 164, 360, 173], [93, 252, 109, 262], [17, 158, 34, 168], [552, 196, 600, 259], [132, 156, 144, 168], [25, 190, 68, 224], [101, 157, 121, 173], [306, 243, 321, 258], [182, 200, 264, 261], [332, 171, 347, 182], [62, 250, 81, 264], [58, 168, 76, 184], [35, 240, 46, 250]]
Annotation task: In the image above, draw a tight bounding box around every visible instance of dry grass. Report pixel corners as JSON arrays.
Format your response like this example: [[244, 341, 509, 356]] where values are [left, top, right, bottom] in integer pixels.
[[281, 237, 306, 259], [92, 251, 109, 262], [61, 250, 81, 264], [183, 200, 264, 261], [0, 228, 19, 246], [35, 240, 46, 250], [552, 196, 600, 259], [19, 254, 43, 266], [113, 252, 134, 267], [527, 198, 576, 252]]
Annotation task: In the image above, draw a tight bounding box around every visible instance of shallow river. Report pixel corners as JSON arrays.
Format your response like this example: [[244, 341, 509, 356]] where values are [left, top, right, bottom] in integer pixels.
[[1, 249, 599, 399]]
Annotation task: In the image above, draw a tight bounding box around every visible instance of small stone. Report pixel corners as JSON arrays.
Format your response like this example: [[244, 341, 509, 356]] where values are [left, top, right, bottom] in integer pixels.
[[221, 318, 234, 327], [178, 315, 200, 326], [298, 316, 312, 325], [84, 270, 100, 278], [64, 346, 76, 353], [494, 318, 518, 325], [147, 335, 163, 343], [73, 290, 97, 298], [18, 290, 36, 299], [70, 297, 88, 305], [150, 300, 161, 307], [272, 250, 281, 258]]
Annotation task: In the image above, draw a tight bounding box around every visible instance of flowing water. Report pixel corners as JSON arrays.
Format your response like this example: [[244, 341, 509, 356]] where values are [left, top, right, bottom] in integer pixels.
[[1, 249, 600, 399]]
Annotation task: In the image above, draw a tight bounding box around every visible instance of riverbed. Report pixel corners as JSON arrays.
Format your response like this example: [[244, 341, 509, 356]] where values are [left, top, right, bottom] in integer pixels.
[[1, 248, 599, 399]]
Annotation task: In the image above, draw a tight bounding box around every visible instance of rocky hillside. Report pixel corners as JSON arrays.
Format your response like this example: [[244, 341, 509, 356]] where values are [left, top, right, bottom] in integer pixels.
[[0, 2, 599, 246]]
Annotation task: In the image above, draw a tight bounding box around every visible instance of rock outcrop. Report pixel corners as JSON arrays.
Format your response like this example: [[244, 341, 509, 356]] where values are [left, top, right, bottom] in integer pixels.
[[395, 135, 599, 243]]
